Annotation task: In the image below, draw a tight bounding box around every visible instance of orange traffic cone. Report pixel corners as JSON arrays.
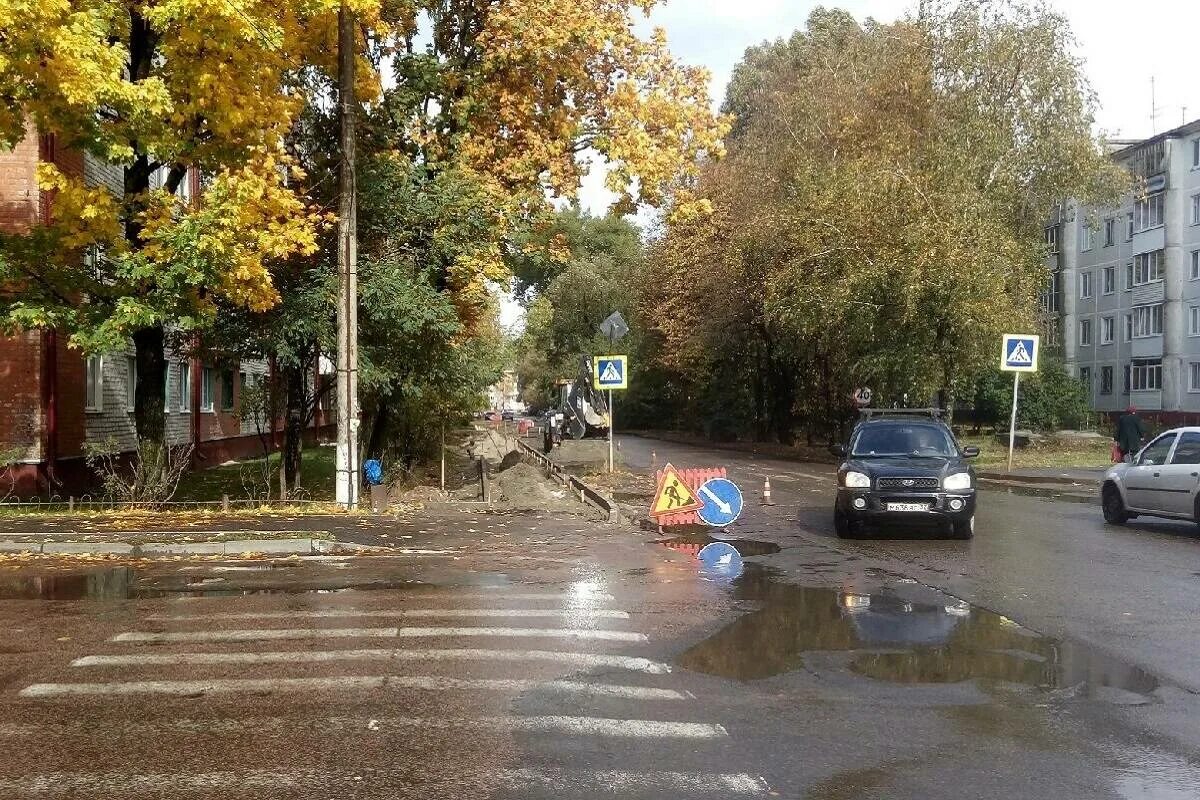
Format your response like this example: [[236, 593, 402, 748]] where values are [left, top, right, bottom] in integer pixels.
[[762, 477, 775, 505]]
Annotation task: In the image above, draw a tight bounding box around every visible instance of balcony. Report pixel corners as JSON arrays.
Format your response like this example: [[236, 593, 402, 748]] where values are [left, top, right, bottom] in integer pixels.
[[1130, 390, 1162, 411], [1131, 336, 1164, 359], [1131, 281, 1165, 306]]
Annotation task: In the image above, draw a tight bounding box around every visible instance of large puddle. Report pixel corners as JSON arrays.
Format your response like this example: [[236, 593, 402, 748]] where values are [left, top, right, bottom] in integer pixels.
[[680, 570, 1161, 697], [656, 530, 782, 558]]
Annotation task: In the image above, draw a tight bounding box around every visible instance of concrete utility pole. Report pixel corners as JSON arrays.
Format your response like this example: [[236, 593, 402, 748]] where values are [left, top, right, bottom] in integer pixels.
[[335, 1, 360, 510]]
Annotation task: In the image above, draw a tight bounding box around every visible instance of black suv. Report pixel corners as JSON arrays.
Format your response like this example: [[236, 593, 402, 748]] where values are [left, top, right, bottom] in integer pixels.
[[830, 410, 980, 539]]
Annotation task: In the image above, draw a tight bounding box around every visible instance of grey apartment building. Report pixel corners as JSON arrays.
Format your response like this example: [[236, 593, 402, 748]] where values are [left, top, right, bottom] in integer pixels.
[[1049, 118, 1200, 422]]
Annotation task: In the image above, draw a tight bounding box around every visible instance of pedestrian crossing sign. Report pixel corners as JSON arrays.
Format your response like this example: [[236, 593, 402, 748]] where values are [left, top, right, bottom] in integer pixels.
[[1001, 334, 1039, 372], [593, 355, 628, 390], [650, 463, 704, 517]]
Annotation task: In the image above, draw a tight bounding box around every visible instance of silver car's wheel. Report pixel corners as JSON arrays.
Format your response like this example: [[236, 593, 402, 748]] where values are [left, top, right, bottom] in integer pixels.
[[1102, 484, 1129, 525]]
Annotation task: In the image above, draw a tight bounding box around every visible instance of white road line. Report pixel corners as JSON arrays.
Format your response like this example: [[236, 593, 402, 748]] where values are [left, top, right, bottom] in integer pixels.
[[19, 675, 689, 701], [111, 626, 648, 643], [168, 590, 616, 602], [111, 628, 398, 643], [145, 608, 631, 621], [0, 714, 724, 739], [72, 647, 671, 674], [0, 768, 768, 795]]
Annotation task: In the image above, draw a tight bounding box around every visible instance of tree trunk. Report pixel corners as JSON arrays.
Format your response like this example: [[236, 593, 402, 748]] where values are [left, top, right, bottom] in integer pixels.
[[132, 325, 167, 446], [283, 364, 304, 493], [366, 394, 393, 461]]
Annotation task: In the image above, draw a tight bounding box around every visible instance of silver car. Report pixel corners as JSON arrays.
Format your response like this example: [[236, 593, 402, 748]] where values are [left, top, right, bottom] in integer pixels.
[[1102, 427, 1200, 525]]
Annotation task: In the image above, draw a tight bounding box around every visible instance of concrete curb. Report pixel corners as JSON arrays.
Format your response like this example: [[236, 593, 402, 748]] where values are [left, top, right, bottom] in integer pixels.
[[978, 470, 1102, 488], [514, 440, 623, 524], [0, 537, 364, 557]]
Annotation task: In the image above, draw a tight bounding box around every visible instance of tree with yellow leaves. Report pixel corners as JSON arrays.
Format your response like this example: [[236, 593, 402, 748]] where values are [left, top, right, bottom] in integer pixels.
[[0, 0, 385, 454]]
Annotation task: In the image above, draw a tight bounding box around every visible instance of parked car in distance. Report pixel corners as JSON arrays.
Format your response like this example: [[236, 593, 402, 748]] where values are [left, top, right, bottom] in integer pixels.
[[1102, 427, 1200, 526], [831, 410, 980, 540]]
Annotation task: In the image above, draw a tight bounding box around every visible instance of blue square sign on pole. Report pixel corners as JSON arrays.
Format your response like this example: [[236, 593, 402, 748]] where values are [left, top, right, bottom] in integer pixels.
[[593, 355, 628, 390], [1000, 334, 1039, 373], [999, 333, 1039, 473]]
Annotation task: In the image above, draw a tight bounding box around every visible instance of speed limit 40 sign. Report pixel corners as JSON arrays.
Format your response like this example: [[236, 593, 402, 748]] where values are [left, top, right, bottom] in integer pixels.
[[852, 387, 873, 407]]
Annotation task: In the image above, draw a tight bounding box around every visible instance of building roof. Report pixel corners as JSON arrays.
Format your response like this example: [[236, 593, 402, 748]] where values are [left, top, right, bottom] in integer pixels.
[[1109, 117, 1200, 160]]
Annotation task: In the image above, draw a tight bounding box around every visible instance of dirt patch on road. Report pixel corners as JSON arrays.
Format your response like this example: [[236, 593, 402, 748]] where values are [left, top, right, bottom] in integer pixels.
[[493, 463, 584, 514]]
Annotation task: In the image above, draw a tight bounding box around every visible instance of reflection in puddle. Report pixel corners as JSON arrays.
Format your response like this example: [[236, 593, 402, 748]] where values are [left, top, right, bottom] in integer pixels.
[[656, 531, 781, 558], [0, 567, 134, 600], [679, 572, 1161, 697], [1113, 748, 1200, 799]]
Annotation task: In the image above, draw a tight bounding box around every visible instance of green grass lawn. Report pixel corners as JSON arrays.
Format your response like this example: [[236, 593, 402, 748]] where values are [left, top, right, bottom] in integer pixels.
[[958, 433, 1111, 471], [172, 445, 336, 503]]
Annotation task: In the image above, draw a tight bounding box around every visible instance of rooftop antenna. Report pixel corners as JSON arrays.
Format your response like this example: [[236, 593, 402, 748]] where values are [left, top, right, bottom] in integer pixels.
[[1150, 76, 1161, 135]]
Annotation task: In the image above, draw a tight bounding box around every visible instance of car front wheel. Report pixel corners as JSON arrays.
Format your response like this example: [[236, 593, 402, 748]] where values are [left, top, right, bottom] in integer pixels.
[[1102, 484, 1129, 525], [834, 506, 859, 539], [951, 515, 974, 540]]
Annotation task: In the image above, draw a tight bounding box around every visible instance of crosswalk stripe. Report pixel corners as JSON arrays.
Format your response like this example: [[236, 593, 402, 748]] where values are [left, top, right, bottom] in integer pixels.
[[0, 714, 726, 739], [72, 648, 670, 674], [169, 590, 616, 603], [0, 768, 768, 795], [19, 675, 690, 700], [111, 626, 648, 643], [145, 608, 631, 621]]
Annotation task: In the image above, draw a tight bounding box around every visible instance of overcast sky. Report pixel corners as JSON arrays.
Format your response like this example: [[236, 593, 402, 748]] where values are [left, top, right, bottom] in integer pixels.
[[504, 0, 1200, 327]]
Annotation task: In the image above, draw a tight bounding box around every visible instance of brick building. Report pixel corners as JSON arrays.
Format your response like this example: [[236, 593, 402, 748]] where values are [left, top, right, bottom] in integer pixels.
[[0, 127, 331, 496]]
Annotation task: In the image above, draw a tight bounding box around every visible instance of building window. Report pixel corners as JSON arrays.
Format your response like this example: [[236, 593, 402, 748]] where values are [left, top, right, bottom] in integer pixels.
[[201, 367, 215, 411], [85, 355, 103, 412], [126, 356, 136, 412], [1104, 218, 1115, 247], [1079, 271, 1092, 299], [1079, 366, 1091, 394], [1132, 250, 1164, 285], [178, 361, 191, 411], [1192, 193, 1200, 226], [1132, 304, 1164, 338], [1191, 363, 1200, 393], [1123, 364, 1131, 393], [163, 363, 172, 412], [1101, 316, 1115, 344], [1044, 225, 1059, 254], [1080, 224, 1095, 252], [1040, 271, 1061, 313], [1131, 359, 1163, 391], [1079, 318, 1092, 346], [1194, 138, 1200, 169], [1124, 312, 1133, 342], [220, 370, 236, 411], [1192, 306, 1200, 337], [1134, 193, 1165, 232], [1102, 265, 1115, 295], [1126, 212, 1134, 241], [1101, 365, 1113, 395], [1125, 261, 1134, 290]]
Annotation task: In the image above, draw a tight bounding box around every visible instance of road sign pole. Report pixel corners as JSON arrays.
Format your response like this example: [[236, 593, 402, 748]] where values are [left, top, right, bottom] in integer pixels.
[[608, 388, 614, 473], [1007, 372, 1020, 473]]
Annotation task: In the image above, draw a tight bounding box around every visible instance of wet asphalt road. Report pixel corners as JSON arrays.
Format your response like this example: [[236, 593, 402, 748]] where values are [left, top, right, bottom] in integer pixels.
[[0, 457, 1199, 797]]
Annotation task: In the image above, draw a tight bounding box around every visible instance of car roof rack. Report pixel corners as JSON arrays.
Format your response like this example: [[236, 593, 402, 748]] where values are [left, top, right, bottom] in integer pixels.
[[857, 408, 949, 421]]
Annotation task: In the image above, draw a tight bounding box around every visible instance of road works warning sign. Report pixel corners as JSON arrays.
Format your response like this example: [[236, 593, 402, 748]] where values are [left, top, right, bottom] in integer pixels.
[[1000, 334, 1039, 373], [650, 463, 704, 517]]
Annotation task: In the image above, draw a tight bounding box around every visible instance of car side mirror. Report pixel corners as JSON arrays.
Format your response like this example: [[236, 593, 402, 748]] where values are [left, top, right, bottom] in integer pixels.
[[829, 444, 847, 458], [962, 446, 980, 458]]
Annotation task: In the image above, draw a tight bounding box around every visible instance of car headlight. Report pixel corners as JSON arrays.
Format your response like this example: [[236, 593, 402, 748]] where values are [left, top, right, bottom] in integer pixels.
[[943, 472, 972, 491], [842, 471, 871, 489]]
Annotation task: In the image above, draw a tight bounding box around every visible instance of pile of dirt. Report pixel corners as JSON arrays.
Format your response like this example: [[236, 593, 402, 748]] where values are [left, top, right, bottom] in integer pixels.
[[548, 439, 620, 474], [493, 462, 584, 513], [467, 428, 516, 465]]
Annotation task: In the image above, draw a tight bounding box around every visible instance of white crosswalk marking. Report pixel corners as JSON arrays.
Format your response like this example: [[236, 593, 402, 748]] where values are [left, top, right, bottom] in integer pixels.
[[145, 608, 632, 621], [12, 586, 772, 797], [72, 647, 671, 674], [0, 714, 727, 739], [19, 675, 691, 700], [0, 768, 769, 795], [111, 626, 648, 643]]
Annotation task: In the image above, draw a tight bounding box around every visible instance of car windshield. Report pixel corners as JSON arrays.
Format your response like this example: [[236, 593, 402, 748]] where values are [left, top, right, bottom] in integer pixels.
[[851, 423, 957, 457]]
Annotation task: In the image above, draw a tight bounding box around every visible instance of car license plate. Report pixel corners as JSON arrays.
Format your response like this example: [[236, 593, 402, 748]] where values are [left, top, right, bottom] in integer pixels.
[[886, 502, 929, 512]]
